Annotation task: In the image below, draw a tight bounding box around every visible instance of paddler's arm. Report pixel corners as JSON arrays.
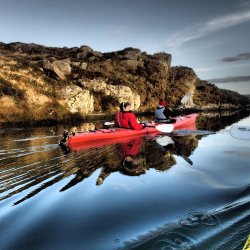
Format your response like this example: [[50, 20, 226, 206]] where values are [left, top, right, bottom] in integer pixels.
[[128, 113, 144, 130], [163, 107, 174, 117]]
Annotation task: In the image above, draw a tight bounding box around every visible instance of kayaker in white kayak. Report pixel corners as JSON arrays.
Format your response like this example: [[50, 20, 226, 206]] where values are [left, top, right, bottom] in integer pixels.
[[115, 102, 144, 130], [155, 99, 176, 123]]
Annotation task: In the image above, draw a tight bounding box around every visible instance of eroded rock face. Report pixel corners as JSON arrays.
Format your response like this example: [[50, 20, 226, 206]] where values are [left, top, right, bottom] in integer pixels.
[[61, 85, 94, 114], [60, 81, 140, 114], [79, 79, 141, 110], [180, 78, 196, 108]]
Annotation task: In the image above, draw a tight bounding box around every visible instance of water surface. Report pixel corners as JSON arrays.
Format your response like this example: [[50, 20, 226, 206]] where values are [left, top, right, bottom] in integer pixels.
[[0, 111, 250, 250]]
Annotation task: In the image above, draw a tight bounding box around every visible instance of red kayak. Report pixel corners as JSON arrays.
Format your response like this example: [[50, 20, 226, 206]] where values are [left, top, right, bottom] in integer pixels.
[[68, 133, 157, 151], [65, 114, 197, 149]]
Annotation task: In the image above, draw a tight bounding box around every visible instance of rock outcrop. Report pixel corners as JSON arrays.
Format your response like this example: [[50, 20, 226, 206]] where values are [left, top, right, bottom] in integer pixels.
[[42, 59, 72, 80], [0, 42, 249, 124], [61, 85, 94, 114], [78, 79, 141, 111]]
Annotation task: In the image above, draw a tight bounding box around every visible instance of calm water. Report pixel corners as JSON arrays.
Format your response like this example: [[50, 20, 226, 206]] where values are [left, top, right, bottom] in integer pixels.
[[0, 111, 250, 250]]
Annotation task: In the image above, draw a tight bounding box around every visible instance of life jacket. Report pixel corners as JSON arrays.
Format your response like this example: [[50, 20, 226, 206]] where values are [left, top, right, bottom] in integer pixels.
[[114, 111, 143, 130], [119, 137, 142, 157], [155, 106, 168, 122]]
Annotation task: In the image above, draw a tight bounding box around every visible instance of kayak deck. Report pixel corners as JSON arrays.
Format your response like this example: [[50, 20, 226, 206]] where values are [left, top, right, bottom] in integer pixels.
[[173, 114, 198, 130], [67, 126, 158, 144]]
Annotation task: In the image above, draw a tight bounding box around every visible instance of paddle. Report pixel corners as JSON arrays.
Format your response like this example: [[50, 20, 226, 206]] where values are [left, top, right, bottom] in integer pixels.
[[104, 121, 116, 126], [155, 124, 174, 133], [104, 121, 155, 126], [156, 135, 174, 146], [104, 121, 174, 133], [156, 135, 193, 165]]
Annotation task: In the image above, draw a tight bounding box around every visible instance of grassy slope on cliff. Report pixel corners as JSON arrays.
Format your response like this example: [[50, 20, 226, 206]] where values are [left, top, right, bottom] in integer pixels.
[[0, 42, 249, 124], [0, 50, 81, 123]]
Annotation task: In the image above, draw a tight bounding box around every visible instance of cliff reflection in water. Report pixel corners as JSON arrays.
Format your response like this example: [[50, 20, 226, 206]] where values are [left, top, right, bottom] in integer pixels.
[[0, 131, 200, 206], [196, 109, 250, 131], [63, 133, 200, 189], [0, 109, 249, 207]]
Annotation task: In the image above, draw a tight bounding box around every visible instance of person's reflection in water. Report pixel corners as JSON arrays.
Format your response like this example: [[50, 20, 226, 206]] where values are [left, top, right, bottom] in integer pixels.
[[96, 137, 146, 185], [119, 137, 147, 175], [96, 135, 180, 185], [121, 153, 147, 176], [59, 135, 197, 189]]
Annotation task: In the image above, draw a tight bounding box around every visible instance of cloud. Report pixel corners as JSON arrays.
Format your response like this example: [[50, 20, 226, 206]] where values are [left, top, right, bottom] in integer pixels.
[[165, 10, 250, 50], [195, 62, 250, 73], [221, 53, 250, 62], [207, 75, 250, 83], [238, 0, 250, 9]]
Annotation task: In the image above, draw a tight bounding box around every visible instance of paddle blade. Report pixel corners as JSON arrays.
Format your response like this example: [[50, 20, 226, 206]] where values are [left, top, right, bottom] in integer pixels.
[[104, 121, 115, 126], [155, 124, 174, 133], [156, 135, 175, 146]]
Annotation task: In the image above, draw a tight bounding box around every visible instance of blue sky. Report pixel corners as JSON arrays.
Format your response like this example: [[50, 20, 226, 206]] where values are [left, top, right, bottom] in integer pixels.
[[1, 0, 250, 94]]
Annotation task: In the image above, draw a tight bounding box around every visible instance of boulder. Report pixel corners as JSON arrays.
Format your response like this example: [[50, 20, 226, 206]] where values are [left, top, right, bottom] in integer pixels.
[[71, 62, 81, 67], [180, 79, 196, 108], [180, 92, 194, 108], [153, 52, 172, 68], [42, 59, 72, 80], [76, 46, 93, 59], [91, 51, 103, 57], [71, 62, 87, 70], [80, 62, 87, 70], [124, 48, 142, 60]]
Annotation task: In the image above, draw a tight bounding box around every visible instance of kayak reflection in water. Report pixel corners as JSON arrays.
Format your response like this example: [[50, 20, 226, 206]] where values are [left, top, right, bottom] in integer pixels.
[[96, 137, 146, 185], [58, 133, 199, 188], [114, 102, 144, 130], [96, 135, 181, 186], [5, 134, 200, 205], [59, 142, 71, 155]]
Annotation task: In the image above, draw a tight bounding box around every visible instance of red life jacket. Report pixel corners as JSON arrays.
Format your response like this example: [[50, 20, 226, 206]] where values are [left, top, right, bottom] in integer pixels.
[[114, 111, 143, 130], [119, 137, 142, 157]]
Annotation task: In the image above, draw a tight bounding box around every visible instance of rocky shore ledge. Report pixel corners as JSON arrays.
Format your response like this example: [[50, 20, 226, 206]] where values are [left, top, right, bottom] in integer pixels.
[[0, 42, 249, 125]]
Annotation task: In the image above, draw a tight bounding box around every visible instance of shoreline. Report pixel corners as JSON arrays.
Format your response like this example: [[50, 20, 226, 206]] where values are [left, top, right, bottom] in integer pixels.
[[0, 107, 249, 129]]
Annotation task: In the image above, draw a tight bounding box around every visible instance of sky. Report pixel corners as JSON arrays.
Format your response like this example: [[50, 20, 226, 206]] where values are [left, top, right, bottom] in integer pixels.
[[0, 0, 250, 94]]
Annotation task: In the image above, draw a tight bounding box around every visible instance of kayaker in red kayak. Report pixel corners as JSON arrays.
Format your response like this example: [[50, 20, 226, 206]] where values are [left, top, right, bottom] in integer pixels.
[[115, 102, 144, 130], [155, 99, 176, 123]]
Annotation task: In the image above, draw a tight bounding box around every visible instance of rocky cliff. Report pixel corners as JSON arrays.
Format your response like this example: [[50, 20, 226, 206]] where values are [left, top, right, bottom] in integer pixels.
[[0, 42, 249, 124]]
